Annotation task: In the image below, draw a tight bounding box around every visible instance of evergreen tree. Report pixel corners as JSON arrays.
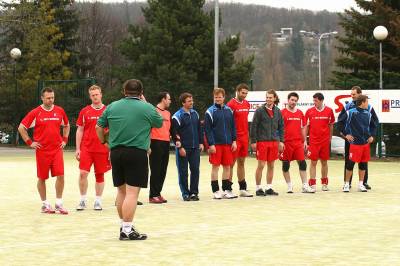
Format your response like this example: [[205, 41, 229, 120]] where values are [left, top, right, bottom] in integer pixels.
[[0, 0, 73, 130], [118, 0, 254, 110], [331, 0, 400, 89], [51, 0, 80, 74]]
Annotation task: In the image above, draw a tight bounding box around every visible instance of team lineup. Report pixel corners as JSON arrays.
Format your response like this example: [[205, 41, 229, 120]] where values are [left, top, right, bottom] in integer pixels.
[[17, 80, 379, 241]]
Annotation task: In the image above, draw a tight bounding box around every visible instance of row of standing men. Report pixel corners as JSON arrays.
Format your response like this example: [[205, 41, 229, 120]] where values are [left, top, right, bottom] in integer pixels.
[[17, 80, 378, 240]]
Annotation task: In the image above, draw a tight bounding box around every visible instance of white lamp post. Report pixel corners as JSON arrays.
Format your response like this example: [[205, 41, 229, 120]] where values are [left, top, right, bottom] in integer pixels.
[[10, 48, 21, 145], [318, 31, 337, 89], [373, 26, 388, 90], [373, 26, 388, 158]]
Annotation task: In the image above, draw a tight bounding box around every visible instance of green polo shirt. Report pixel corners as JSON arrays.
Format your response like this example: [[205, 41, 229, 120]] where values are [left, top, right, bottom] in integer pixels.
[[97, 97, 163, 150]]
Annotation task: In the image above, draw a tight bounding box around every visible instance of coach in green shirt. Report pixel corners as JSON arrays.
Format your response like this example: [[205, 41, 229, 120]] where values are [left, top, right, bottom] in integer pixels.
[[96, 79, 162, 241]]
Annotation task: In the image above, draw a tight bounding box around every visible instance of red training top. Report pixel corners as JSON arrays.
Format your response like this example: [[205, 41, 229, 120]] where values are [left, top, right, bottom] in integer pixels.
[[305, 106, 335, 144], [21, 105, 69, 152], [227, 98, 250, 138], [76, 104, 108, 153], [281, 108, 306, 142]]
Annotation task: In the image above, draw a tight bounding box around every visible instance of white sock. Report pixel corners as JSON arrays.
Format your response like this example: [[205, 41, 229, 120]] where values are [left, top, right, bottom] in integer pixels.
[[256, 185, 262, 190], [56, 198, 63, 206], [287, 182, 292, 188], [120, 219, 123, 227], [359, 181, 364, 187], [95, 196, 102, 202], [81, 195, 87, 201], [345, 182, 350, 186], [42, 200, 49, 206], [303, 183, 308, 188], [266, 184, 273, 190], [122, 222, 132, 234]]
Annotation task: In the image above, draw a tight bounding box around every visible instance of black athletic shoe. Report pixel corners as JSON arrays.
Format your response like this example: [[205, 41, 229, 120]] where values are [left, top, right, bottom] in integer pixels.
[[119, 228, 147, 241], [183, 195, 191, 201], [265, 188, 279, 196], [364, 183, 371, 190], [137, 201, 143, 206], [256, 189, 265, 196], [190, 194, 200, 201]]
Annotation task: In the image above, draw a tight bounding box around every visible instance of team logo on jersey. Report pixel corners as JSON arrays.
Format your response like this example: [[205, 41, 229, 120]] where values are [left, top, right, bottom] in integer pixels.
[[382, 99, 390, 112]]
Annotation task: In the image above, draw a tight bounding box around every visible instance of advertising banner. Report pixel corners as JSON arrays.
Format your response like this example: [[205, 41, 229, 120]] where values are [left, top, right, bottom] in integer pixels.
[[247, 90, 400, 123]]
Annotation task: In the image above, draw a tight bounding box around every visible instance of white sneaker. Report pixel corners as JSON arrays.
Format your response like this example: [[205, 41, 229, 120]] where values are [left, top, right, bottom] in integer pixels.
[[239, 190, 253, 197], [223, 190, 238, 199], [343, 183, 350, 192], [311, 184, 316, 191], [302, 185, 316, 193], [287, 186, 294, 194], [76, 200, 87, 211], [358, 184, 368, 192], [94, 200, 102, 210], [322, 184, 329, 191], [213, 191, 223, 200]]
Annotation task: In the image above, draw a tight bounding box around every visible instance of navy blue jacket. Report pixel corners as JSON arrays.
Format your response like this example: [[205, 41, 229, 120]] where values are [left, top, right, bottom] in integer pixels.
[[204, 103, 236, 146], [337, 105, 379, 145], [171, 108, 203, 149]]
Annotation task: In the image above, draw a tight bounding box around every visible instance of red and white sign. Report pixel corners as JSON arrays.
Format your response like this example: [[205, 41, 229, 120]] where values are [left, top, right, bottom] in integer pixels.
[[247, 90, 400, 123]]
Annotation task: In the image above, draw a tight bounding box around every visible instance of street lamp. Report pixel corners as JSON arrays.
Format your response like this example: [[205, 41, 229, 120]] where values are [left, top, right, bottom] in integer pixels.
[[10, 48, 21, 145], [318, 31, 338, 89], [373, 25, 388, 158], [373, 26, 388, 90]]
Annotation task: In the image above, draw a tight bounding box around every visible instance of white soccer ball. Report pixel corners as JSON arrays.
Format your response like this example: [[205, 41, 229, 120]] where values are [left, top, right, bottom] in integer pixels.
[[10, 48, 22, 59]]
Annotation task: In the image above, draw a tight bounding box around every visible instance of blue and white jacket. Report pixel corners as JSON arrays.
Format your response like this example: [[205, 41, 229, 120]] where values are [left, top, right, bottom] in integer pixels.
[[204, 103, 236, 146], [337, 105, 379, 145], [171, 108, 203, 149]]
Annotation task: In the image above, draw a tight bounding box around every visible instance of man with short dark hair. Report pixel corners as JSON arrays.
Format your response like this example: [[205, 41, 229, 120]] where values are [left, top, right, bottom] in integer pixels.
[[280, 92, 314, 193], [18, 87, 70, 214], [96, 79, 163, 240], [339, 86, 377, 189], [227, 83, 253, 197], [338, 95, 379, 192], [305, 93, 335, 192], [149, 92, 172, 204], [172, 93, 204, 201]]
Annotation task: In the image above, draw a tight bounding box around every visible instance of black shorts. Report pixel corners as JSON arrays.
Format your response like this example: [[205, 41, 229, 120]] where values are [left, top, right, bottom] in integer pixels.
[[110, 146, 148, 188]]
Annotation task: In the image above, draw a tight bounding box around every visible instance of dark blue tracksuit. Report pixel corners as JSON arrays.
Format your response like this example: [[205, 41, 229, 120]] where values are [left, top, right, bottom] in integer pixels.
[[338, 101, 379, 183], [204, 104, 236, 146], [338, 106, 379, 144], [171, 108, 203, 198]]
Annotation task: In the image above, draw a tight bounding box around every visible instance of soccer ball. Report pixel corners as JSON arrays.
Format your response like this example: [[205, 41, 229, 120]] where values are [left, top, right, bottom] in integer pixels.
[[10, 48, 21, 59]]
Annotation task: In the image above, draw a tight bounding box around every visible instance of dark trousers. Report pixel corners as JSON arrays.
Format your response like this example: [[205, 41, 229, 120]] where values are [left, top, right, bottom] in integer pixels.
[[176, 148, 200, 198], [344, 140, 369, 184], [149, 140, 170, 198]]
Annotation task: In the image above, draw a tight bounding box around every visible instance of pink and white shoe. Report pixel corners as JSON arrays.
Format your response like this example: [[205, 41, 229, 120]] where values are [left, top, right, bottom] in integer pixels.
[[41, 204, 55, 214], [55, 204, 69, 215]]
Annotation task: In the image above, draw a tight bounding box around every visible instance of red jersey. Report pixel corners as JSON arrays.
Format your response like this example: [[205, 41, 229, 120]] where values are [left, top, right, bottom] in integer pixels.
[[76, 105, 108, 153], [282, 108, 306, 142], [305, 106, 335, 144], [150, 107, 171, 141], [21, 105, 69, 152], [227, 98, 250, 138]]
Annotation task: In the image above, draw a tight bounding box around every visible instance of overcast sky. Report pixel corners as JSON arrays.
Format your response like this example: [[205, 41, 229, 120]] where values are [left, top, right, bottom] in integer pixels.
[[97, 0, 359, 12]]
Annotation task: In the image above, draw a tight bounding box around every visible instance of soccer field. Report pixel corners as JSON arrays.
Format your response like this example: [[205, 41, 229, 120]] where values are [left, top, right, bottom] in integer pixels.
[[0, 148, 399, 266]]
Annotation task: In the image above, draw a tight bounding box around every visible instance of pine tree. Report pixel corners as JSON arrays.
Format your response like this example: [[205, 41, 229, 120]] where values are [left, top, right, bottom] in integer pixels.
[[118, 0, 254, 110], [331, 0, 400, 89]]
